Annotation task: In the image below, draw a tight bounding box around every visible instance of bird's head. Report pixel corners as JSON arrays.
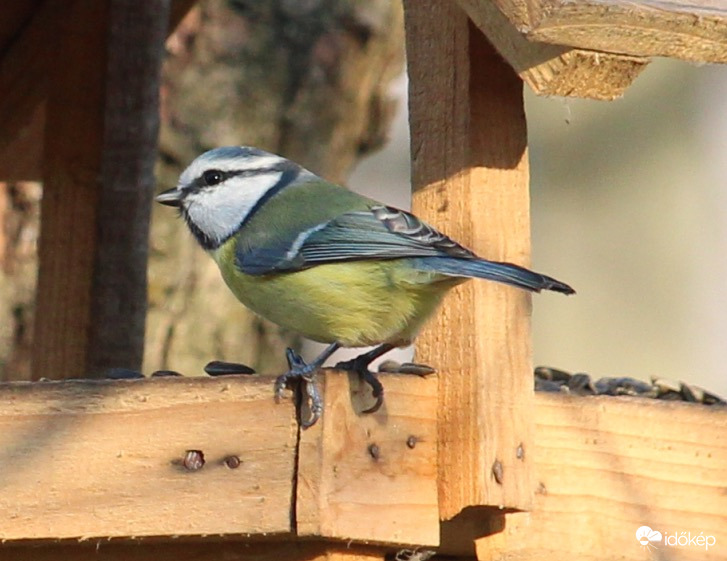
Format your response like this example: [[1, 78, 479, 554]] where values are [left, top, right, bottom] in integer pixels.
[[156, 146, 302, 250]]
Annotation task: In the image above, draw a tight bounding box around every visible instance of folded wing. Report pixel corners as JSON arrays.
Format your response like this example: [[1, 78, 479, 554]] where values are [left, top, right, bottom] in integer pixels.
[[235, 205, 574, 295], [236, 205, 474, 274]]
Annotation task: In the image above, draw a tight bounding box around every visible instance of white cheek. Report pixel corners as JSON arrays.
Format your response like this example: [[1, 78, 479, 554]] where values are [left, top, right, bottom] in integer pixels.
[[185, 172, 282, 243]]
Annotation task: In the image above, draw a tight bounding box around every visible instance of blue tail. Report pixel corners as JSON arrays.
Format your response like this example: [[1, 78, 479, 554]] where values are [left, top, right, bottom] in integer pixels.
[[413, 257, 575, 295]]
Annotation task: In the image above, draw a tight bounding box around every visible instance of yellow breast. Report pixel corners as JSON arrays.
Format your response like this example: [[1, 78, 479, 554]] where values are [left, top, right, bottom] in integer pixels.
[[213, 244, 459, 347]]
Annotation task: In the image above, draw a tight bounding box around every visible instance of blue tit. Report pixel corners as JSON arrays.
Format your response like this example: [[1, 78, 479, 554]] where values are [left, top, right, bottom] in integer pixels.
[[156, 146, 574, 425]]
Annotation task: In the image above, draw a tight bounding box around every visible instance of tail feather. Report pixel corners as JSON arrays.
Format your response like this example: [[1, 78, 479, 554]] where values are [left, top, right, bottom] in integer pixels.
[[414, 257, 575, 295]]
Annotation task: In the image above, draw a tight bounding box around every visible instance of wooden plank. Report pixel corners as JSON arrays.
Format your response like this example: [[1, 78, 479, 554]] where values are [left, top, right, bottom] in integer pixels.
[[296, 370, 439, 547], [0, 541, 389, 561], [0, 375, 298, 541], [475, 394, 727, 561], [457, 0, 649, 101], [404, 0, 535, 518], [490, 0, 727, 64], [1, 372, 721, 558]]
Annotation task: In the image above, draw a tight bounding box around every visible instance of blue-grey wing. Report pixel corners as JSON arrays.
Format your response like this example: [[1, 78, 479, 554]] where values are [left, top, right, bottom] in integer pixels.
[[237, 205, 475, 275]]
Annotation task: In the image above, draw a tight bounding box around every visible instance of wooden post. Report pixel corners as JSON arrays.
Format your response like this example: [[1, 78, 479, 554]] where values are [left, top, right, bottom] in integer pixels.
[[34, 1, 170, 379], [405, 0, 535, 520], [34, 0, 108, 379]]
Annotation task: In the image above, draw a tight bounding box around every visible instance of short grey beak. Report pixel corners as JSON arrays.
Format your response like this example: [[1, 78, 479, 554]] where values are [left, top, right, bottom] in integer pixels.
[[155, 187, 184, 207]]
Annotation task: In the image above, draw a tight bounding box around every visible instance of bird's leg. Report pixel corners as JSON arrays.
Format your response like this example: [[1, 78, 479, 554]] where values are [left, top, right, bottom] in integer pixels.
[[274, 342, 341, 428], [334, 343, 396, 414]]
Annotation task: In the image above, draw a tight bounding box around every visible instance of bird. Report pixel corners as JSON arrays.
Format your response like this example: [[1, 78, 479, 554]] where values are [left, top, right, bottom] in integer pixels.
[[156, 146, 574, 426]]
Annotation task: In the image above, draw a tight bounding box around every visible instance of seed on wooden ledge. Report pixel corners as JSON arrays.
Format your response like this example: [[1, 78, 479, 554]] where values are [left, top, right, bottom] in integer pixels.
[[183, 450, 205, 471], [368, 443, 381, 460], [406, 435, 418, 449], [378, 360, 436, 376], [492, 459, 504, 484], [204, 360, 255, 376], [151, 370, 183, 377], [224, 455, 241, 469]]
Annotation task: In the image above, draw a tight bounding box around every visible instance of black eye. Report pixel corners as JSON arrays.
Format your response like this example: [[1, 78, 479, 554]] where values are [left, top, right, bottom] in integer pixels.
[[202, 169, 224, 186]]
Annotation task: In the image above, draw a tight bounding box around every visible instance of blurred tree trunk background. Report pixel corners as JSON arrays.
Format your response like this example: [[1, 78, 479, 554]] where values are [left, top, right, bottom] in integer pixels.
[[145, 0, 405, 375], [0, 182, 40, 380], [0, 0, 404, 380]]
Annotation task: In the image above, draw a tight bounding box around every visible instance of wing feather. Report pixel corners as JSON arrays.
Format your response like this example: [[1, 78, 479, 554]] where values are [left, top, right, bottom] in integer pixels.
[[236, 205, 474, 275]]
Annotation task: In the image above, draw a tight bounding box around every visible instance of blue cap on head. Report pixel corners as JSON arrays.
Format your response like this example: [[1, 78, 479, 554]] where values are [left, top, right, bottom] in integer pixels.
[[199, 146, 269, 163]]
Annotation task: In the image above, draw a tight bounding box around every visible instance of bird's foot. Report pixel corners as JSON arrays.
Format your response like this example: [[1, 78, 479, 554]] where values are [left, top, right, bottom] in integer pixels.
[[335, 355, 386, 414], [275, 348, 323, 428], [335, 351, 437, 414], [204, 360, 256, 376]]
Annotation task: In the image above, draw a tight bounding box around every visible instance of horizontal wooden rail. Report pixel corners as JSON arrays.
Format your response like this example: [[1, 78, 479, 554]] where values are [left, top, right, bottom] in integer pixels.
[[0, 375, 299, 540], [0, 372, 439, 546], [475, 393, 727, 560], [0, 372, 724, 560]]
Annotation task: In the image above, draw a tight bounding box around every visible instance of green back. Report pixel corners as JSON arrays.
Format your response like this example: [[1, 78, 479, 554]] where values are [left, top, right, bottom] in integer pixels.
[[234, 177, 378, 256]]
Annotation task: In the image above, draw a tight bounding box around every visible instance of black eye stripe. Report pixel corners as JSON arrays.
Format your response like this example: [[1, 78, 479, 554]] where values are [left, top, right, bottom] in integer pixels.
[[189, 164, 292, 192], [190, 170, 232, 190]]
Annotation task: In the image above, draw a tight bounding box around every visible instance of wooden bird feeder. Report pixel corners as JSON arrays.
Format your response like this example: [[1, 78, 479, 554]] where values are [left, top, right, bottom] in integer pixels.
[[0, 1, 725, 560]]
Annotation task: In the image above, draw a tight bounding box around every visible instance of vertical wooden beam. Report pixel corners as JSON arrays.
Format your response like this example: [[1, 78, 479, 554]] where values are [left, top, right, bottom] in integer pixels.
[[404, 0, 534, 521], [34, 0, 108, 379], [296, 371, 439, 546], [34, 1, 169, 379]]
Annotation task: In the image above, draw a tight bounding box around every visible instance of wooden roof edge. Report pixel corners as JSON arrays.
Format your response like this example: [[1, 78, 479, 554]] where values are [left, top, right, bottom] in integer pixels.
[[464, 0, 727, 64], [458, 0, 650, 100]]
